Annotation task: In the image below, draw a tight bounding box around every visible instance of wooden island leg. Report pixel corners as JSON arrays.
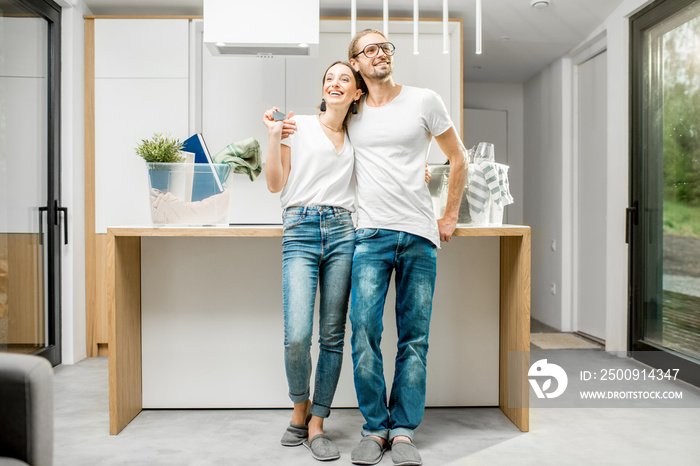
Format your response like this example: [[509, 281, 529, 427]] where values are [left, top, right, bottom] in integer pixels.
[[107, 233, 142, 435], [499, 231, 531, 432]]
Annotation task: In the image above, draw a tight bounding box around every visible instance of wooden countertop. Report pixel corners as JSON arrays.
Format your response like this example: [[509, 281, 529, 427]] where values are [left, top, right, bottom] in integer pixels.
[[107, 225, 530, 238]]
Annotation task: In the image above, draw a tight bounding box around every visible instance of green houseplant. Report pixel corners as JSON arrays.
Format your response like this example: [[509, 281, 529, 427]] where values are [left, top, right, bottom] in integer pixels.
[[136, 132, 184, 190], [135, 132, 184, 163]]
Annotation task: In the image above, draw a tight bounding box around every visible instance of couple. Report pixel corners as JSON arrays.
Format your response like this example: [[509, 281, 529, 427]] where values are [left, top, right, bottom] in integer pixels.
[[263, 29, 468, 466]]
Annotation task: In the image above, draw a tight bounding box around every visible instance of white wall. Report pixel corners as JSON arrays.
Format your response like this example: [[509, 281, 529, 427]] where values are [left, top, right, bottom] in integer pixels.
[[60, 0, 91, 364], [464, 82, 524, 225], [523, 61, 565, 330], [523, 0, 654, 349]]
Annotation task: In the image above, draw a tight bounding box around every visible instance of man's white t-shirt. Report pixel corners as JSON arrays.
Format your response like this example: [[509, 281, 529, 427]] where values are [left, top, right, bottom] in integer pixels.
[[347, 86, 454, 246], [280, 115, 355, 212]]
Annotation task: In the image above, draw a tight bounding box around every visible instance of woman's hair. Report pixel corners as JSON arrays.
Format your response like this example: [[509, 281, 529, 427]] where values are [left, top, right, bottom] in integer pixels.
[[348, 29, 387, 61], [319, 61, 366, 127]]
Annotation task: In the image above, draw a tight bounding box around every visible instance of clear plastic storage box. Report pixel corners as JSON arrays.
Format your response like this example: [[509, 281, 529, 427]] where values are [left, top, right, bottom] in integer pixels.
[[146, 162, 231, 225]]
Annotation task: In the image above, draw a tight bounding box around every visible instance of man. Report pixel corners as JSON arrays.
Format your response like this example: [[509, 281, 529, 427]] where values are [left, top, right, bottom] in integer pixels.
[[346, 29, 468, 466]]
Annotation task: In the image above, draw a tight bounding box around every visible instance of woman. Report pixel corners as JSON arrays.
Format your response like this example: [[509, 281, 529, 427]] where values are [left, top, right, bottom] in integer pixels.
[[263, 61, 364, 462]]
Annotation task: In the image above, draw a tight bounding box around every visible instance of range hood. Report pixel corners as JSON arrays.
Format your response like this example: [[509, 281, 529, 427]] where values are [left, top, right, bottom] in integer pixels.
[[203, 0, 319, 57]]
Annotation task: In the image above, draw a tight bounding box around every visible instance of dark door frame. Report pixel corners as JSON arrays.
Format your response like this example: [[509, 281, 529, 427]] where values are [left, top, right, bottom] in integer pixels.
[[629, 0, 700, 387], [15, 0, 64, 366]]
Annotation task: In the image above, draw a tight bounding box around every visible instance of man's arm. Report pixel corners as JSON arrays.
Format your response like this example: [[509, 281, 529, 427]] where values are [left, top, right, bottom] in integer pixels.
[[434, 126, 468, 242]]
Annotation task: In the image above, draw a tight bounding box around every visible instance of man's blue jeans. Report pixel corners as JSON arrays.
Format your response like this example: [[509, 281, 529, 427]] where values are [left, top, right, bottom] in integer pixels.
[[350, 228, 437, 441], [282, 206, 355, 418]]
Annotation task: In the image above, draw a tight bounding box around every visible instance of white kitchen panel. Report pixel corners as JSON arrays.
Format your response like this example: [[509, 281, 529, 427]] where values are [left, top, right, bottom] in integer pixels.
[[1, 16, 47, 78], [390, 34, 452, 108], [227, 170, 283, 224], [141, 236, 499, 408], [200, 52, 286, 157], [94, 78, 189, 233], [0, 77, 47, 233], [94, 19, 189, 79], [283, 56, 327, 118], [283, 33, 348, 117], [200, 48, 286, 224]]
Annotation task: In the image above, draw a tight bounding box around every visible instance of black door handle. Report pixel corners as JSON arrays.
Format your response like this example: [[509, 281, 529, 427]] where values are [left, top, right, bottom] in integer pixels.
[[625, 201, 638, 244], [57, 205, 68, 245], [38, 204, 68, 245], [38, 206, 48, 245]]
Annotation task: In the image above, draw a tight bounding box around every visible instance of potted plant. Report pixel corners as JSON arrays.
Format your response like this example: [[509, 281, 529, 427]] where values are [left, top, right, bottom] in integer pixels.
[[136, 132, 184, 190]]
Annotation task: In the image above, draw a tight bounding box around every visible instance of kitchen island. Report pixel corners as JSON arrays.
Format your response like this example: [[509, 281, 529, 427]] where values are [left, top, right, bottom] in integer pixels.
[[106, 225, 530, 434]]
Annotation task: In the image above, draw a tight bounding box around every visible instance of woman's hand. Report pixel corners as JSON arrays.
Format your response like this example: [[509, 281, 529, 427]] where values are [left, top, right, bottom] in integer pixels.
[[263, 107, 284, 135], [425, 163, 432, 184], [263, 107, 296, 138]]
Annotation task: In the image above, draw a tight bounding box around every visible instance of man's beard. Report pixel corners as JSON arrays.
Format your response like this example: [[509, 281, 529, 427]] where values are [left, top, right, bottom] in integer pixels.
[[363, 59, 393, 82]]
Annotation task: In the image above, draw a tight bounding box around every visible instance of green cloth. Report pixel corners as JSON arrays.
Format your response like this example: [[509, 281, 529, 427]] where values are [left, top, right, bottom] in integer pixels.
[[213, 137, 261, 181]]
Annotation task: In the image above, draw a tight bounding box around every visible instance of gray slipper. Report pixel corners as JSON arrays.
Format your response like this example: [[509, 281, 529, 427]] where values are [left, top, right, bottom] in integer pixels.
[[351, 436, 387, 465], [303, 433, 341, 461], [391, 440, 422, 466], [280, 422, 308, 446]]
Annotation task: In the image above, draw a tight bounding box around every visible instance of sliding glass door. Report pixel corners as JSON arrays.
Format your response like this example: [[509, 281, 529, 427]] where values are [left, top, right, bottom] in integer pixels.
[[630, 0, 700, 386], [0, 0, 63, 365]]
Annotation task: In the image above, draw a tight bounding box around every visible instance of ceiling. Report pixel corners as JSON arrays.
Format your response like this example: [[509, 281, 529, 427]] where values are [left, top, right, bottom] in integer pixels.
[[82, 0, 625, 83]]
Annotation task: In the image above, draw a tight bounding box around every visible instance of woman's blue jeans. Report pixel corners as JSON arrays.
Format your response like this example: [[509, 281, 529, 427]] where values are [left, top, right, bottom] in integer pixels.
[[282, 206, 355, 418], [350, 228, 437, 441]]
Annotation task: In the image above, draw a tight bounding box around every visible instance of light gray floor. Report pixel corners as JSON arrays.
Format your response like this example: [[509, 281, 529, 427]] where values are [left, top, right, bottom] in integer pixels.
[[54, 353, 700, 466]]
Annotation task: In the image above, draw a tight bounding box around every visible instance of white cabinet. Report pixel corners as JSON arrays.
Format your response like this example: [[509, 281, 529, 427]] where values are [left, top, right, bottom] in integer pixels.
[[199, 43, 287, 224], [94, 19, 189, 79], [93, 19, 190, 233], [201, 55, 286, 155]]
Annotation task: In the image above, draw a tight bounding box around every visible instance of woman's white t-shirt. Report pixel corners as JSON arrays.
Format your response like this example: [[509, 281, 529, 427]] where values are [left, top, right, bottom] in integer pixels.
[[279, 115, 355, 212]]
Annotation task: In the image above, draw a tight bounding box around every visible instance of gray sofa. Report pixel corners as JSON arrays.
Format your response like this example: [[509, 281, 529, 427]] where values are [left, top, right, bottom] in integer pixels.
[[0, 353, 53, 466]]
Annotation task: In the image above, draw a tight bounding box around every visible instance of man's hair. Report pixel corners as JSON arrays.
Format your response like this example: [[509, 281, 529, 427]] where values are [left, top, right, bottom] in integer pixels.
[[348, 29, 387, 60]]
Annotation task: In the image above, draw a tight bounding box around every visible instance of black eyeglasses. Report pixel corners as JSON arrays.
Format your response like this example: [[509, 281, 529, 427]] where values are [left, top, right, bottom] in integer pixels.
[[352, 42, 396, 59]]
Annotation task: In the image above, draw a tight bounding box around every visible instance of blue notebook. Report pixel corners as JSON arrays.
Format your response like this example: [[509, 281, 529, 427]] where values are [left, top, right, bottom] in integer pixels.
[[182, 133, 224, 202]]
